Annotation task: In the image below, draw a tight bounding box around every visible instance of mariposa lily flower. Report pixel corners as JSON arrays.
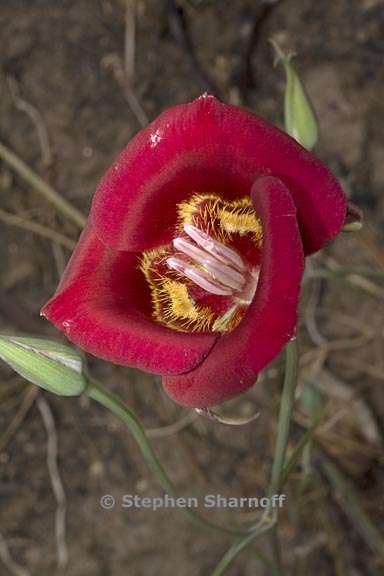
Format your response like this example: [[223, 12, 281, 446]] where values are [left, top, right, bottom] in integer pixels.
[[42, 95, 346, 407]]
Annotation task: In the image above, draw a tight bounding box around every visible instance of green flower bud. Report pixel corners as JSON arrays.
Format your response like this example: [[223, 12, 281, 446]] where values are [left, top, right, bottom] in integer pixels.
[[272, 40, 319, 151], [0, 335, 87, 396]]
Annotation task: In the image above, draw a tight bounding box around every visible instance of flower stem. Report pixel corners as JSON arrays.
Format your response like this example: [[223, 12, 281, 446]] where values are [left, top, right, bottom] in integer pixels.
[[269, 339, 299, 495], [210, 519, 275, 576], [85, 376, 247, 537], [208, 339, 299, 575], [267, 338, 298, 575]]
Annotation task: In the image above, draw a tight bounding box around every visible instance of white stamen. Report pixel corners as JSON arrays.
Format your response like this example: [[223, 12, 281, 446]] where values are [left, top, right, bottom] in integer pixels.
[[173, 237, 245, 290], [184, 224, 246, 272], [166, 257, 233, 296], [168, 224, 260, 301]]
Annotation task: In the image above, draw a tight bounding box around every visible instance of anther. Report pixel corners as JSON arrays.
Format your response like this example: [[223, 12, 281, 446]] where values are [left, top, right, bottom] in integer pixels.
[[184, 224, 246, 272], [166, 257, 233, 296], [173, 237, 245, 291]]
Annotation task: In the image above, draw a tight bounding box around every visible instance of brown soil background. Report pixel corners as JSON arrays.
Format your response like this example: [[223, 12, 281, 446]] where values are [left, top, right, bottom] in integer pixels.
[[0, 1, 383, 575]]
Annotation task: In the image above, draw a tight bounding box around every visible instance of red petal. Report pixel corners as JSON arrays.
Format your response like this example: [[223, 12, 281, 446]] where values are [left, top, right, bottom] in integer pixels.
[[92, 95, 346, 255], [163, 176, 304, 407], [41, 225, 218, 374]]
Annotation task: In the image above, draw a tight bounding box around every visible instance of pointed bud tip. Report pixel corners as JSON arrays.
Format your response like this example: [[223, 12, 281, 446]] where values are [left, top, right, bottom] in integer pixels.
[[271, 40, 319, 151]]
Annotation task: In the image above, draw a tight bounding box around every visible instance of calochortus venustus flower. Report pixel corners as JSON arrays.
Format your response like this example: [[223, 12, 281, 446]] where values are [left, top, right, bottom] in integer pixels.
[[42, 95, 346, 407]]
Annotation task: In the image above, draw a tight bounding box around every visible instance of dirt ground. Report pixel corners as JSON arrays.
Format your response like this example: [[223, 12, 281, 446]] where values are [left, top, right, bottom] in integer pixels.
[[0, 1, 383, 575]]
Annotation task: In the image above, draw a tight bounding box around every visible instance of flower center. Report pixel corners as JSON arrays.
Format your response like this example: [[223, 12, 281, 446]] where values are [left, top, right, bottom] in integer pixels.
[[168, 224, 259, 301], [139, 193, 263, 333]]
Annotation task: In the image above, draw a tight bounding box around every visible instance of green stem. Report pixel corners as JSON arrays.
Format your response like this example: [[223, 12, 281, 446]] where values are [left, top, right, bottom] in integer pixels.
[[208, 340, 299, 576], [269, 339, 299, 495], [268, 339, 298, 576], [210, 520, 275, 576], [85, 377, 247, 537], [280, 407, 325, 489], [269, 340, 298, 576], [269, 528, 284, 576]]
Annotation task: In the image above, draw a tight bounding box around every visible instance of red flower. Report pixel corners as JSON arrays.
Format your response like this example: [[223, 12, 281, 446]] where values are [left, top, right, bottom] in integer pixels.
[[42, 95, 346, 407]]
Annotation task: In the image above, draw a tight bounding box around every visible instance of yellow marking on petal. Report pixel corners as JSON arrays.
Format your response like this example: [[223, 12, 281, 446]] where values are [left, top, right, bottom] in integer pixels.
[[178, 193, 263, 246], [159, 279, 215, 332], [139, 248, 216, 332], [177, 193, 221, 238], [162, 280, 199, 320], [218, 205, 263, 245], [139, 246, 168, 278], [139, 246, 172, 320]]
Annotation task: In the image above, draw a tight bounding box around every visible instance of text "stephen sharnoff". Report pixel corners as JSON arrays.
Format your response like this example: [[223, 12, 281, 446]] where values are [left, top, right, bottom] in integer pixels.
[[100, 494, 287, 511]]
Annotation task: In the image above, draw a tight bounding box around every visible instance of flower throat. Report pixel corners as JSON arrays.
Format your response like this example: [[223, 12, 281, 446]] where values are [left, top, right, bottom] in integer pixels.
[[139, 193, 263, 333]]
